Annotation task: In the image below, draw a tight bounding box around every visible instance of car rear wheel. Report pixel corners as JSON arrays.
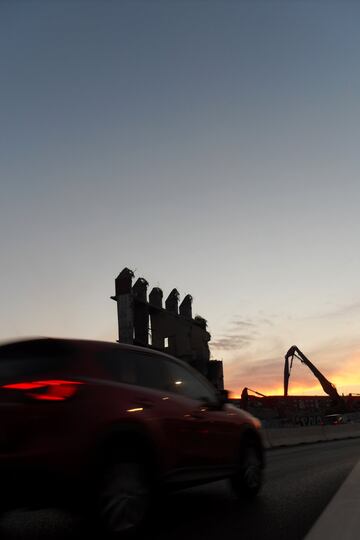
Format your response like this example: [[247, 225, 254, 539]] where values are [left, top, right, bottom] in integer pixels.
[[95, 462, 151, 538], [231, 442, 263, 498]]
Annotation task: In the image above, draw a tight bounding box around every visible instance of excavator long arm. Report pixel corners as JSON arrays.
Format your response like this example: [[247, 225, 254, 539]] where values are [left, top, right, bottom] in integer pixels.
[[244, 387, 267, 398], [284, 345, 340, 401]]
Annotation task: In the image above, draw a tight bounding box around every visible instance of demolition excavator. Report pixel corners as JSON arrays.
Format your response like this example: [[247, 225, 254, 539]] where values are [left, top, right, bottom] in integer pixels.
[[240, 387, 267, 410], [284, 345, 341, 406]]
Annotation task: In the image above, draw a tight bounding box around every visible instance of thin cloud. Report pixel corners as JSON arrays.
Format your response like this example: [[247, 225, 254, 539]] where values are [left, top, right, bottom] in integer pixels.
[[258, 317, 274, 327], [306, 301, 360, 321], [231, 317, 274, 328], [231, 320, 256, 328], [211, 333, 254, 351], [210, 315, 272, 352]]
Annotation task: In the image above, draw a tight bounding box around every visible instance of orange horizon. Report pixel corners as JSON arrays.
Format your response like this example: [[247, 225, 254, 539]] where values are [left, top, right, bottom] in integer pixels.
[[229, 385, 322, 399], [229, 380, 360, 399], [228, 377, 333, 398], [226, 361, 360, 399]]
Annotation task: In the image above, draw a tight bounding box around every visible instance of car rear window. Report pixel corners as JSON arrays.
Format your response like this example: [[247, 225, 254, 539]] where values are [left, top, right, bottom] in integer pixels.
[[0, 340, 73, 383]]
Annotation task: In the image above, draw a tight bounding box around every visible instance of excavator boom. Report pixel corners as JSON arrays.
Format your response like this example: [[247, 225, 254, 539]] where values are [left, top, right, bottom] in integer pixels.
[[284, 345, 340, 401]]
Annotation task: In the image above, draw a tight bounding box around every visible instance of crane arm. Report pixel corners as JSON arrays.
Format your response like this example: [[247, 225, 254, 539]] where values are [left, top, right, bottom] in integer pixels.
[[246, 387, 267, 398], [284, 345, 340, 400]]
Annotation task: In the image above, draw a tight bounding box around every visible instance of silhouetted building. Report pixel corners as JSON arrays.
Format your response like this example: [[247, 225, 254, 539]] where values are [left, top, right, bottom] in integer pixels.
[[111, 267, 224, 390]]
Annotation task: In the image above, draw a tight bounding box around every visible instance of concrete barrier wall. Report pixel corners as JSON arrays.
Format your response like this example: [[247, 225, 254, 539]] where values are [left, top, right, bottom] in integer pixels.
[[323, 423, 360, 441], [263, 423, 360, 449]]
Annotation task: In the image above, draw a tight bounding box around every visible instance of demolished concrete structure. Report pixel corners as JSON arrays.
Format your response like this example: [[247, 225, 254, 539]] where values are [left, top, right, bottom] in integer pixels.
[[111, 267, 224, 390]]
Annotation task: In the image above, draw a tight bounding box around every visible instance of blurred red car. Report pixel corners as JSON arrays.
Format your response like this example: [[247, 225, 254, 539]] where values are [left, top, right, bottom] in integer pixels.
[[0, 338, 264, 536]]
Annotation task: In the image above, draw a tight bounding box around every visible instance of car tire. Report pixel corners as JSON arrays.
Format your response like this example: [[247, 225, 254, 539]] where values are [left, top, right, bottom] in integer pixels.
[[94, 461, 152, 538], [230, 441, 263, 499]]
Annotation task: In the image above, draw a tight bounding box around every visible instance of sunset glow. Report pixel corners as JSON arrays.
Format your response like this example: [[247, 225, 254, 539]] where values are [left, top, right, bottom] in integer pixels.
[[227, 355, 360, 398]]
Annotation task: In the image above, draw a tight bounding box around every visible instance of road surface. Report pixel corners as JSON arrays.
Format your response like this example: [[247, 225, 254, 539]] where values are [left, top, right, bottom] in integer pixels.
[[1, 438, 359, 539]]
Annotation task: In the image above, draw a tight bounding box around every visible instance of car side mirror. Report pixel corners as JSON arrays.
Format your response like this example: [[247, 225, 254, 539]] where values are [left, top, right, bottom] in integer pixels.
[[218, 389, 230, 408]]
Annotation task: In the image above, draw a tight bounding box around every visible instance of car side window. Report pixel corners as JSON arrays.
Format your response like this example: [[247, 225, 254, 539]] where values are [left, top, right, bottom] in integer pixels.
[[97, 348, 137, 384], [99, 348, 168, 391], [134, 353, 168, 391], [164, 359, 218, 405]]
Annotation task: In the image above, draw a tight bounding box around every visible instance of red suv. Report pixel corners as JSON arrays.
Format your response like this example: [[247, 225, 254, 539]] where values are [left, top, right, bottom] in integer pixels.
[[0, 338, 264, 536]]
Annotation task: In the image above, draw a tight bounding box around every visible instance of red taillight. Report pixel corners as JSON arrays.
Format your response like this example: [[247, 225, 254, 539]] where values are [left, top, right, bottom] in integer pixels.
[[2, 380, 83, 401]]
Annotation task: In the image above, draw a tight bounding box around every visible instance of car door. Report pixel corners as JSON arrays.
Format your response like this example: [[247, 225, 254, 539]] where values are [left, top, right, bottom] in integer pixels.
[[132, 353, 215, 472], [163, 358, 241, 470], [98, 347, 212, 473]]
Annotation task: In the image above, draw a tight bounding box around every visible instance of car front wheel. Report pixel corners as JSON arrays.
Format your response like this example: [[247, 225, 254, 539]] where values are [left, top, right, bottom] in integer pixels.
[[231, 442, 263, 498]]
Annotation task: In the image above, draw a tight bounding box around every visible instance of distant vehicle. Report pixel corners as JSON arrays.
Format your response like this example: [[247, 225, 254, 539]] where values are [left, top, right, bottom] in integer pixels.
[[0, 338, 264, 537], [322, 414, 344, 425]]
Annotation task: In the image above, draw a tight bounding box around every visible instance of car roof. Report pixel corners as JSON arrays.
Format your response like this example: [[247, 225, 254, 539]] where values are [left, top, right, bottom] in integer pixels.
[[0, 337, 217, 392], [0, 337, 181, 363]]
